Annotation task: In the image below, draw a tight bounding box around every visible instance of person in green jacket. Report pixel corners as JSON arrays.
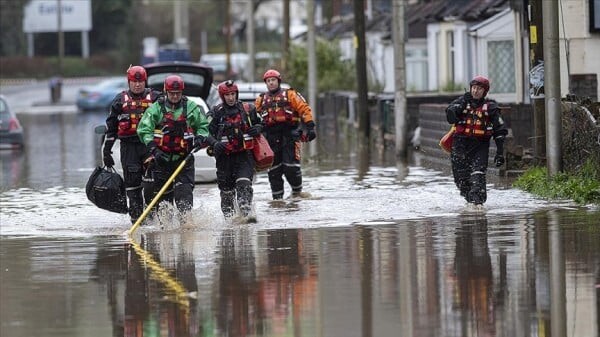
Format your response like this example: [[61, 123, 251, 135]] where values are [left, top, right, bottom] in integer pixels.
[[136, 75, 210, 216]]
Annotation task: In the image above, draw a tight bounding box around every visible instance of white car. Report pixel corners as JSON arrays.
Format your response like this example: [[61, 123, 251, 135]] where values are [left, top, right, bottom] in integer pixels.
[[144, 61, 217, 183]]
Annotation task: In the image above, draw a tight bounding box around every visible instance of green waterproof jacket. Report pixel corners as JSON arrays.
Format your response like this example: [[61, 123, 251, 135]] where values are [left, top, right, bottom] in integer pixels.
[[137, 97, 210, 160]]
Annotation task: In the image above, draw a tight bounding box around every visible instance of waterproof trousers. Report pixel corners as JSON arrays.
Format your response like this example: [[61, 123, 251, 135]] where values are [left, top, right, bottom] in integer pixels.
[[120, 140, 148, 222], [215, 150, 255, 217], [451, 135, 490, 204], [265, 132, 302, 199], [146, 155, 195, 214]]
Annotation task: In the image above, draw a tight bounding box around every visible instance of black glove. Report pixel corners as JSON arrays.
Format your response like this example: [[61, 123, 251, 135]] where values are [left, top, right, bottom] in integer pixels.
[[193, 135, 208, 149], [103, 150, 115, 167], [305, 121, 316, 141], [494, 154, 505, 167], [147, 142, 169, 165], [213, 142, 227, 156], [290, 128, 302, 141], [247, 124, 262, 137]]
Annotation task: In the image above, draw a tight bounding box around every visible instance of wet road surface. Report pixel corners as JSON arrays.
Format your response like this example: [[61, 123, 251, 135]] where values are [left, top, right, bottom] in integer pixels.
[[0, 82, 599, 337]]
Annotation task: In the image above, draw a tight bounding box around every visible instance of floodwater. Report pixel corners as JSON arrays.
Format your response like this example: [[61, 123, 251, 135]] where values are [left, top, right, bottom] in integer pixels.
[[1, 99, 599, 337]]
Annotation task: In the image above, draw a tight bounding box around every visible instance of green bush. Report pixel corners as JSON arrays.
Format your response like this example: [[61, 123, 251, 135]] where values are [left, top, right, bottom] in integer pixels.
[[287, 38, 357, 93], [513, 159, 600, 205]]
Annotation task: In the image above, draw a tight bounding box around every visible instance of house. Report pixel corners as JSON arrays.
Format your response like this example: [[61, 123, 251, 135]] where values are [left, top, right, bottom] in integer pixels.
[[300, 0, 599, 103]]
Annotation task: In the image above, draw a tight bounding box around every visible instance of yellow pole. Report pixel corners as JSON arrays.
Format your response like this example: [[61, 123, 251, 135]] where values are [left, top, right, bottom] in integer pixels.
[[129, 150, 195, 235]]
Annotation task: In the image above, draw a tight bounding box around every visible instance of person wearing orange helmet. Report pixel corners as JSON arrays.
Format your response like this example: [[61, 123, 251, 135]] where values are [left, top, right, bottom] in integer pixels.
[[445, 75, 508, 206], [205, 80, 263, 218], [136, 74, 210, 217], [255, 69, 316, 200], [102, 65, 162, 223]]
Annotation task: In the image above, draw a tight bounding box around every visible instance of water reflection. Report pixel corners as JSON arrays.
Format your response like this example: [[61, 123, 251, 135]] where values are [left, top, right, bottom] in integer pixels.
[[1, 111, 105, 191]]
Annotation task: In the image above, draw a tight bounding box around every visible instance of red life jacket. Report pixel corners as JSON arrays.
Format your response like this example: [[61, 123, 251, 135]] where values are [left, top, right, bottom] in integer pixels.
[[259, 89, 300, 127], [215, 102, 254, 154], [454, 103, 493, 139], [152, 100, 194, 155], [117, 90, 153, 137]]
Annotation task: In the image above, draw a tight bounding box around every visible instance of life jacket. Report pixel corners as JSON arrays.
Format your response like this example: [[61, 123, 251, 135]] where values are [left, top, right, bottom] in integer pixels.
[[117, 89, 153, 137], [214, 102, 254, 154], [454, 102, 493, 139], [152, 98, 194, 155], [258, 89, 300, 127]]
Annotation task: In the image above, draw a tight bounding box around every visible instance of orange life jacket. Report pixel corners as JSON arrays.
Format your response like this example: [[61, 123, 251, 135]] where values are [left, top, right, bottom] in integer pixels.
[[214, 102, 254, 154], [454, 103, 493, 139], [152, 100, 194, 155], [258, 89, 300, 127], [117, 90, 153, 137]]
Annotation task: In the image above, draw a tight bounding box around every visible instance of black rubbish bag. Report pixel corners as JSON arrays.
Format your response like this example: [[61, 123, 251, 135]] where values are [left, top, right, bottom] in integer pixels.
[[86, 166, 128, 214]]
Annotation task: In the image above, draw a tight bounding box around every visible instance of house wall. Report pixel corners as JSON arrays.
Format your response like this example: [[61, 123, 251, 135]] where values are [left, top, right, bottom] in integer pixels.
[[559, 0, 600, 100]]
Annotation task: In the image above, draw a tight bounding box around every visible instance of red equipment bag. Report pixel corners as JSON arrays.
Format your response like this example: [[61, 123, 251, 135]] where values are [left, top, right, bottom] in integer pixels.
[[253, 134, 274, 171], [439, 126, 455, 154]]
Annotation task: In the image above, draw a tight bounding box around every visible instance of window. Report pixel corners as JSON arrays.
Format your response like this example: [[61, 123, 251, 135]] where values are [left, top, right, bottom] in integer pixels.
[[487, 40, 515, 93]]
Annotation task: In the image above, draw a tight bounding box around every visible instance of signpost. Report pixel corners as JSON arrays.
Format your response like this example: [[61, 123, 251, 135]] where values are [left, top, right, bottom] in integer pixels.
[[23, 0, 92, 59]]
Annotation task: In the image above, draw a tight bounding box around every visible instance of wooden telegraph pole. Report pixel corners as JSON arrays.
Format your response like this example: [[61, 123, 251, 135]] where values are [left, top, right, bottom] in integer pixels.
[[354, 0, 369, 143], [528, 0, 546, 165]]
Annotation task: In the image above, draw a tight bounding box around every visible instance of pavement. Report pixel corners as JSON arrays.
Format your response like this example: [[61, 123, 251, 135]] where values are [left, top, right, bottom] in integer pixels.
[[0, 77, 105, 114]]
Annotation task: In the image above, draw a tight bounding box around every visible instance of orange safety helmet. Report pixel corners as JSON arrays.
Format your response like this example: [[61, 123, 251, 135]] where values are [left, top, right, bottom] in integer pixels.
[[218, 80, 238, 101], [164, 75, 184, 92], [263, 69, 281, 82], [470, 75, 490, 95], [127, 65, 147, 82]]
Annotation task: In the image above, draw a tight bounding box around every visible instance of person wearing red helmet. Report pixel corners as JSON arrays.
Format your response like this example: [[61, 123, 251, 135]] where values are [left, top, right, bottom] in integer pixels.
[[255, 69, 317, 200], [136, 74, 210, 218], [101, 65, 162, 223], [445, 75, 508, 206], [204, 80, 263, 218]]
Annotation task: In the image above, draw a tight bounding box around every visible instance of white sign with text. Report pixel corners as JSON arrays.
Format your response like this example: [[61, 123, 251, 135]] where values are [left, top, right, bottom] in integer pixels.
[[23, 0, 92, 33]]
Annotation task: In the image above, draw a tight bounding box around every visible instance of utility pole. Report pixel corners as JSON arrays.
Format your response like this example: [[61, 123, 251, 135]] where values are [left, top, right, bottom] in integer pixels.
[[307, 0, 317, 155], [282, 0, 290, 73], [354, 0, 369, 143], [225, 0, 232, 77], [57, 0, 64, 76], [542, 0, 562, 175], [528, 0, 546, 165], [246, 0, 255, 82], [392, 0, 407, 159]]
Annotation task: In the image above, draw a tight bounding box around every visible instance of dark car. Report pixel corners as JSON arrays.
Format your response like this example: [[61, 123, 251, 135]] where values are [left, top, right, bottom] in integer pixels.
[[144, 61, 217, 183], [0, 95, 24, 150], [76, 77, 128, 112]]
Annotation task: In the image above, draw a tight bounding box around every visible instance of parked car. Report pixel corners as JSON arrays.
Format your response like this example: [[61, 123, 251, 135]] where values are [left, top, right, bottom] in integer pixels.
[[0, 95, 24, 150], [144, 61, 217, 183], [234, 81, 290, 103], [76, 77, 128, 112]]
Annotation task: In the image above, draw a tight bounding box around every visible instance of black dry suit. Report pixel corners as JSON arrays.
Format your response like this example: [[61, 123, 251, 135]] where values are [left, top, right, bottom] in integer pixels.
[[446, 93, 508, 204], [103, 88, 161, 222], [208, 101, 262, 217]]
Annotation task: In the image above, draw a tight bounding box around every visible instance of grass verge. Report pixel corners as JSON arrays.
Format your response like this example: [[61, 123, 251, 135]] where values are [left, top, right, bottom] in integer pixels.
[[513, 160, 600, 205]]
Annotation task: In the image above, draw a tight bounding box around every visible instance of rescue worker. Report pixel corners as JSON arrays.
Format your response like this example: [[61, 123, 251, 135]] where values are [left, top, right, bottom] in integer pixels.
[[255, 69, 316, 200], [206, 80, 263, 218], [136, 75, 210, 215], [102, 65, 162, 223], [445, 75, 507, 205]]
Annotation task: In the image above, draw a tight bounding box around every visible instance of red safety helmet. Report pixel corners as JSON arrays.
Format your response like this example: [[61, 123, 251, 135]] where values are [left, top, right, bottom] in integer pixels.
[[164, 75, 184, 92], [127, 65, 147, 82], [218, 80, 238, 101], [470, 75, 490, 95], [263, 69, 281, 82]]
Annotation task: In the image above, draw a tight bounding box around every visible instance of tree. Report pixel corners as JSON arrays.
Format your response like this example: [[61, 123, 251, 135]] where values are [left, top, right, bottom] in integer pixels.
[[287, 39, 356, 93]]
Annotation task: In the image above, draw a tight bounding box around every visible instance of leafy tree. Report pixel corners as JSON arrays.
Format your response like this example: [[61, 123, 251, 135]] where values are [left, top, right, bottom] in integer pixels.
[[0, 0, 29, 56], [287, 38, 356, 93]]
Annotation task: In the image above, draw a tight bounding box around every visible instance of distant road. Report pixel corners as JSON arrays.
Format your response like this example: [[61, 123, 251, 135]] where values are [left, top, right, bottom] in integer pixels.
[[0, 77, 110, 114]]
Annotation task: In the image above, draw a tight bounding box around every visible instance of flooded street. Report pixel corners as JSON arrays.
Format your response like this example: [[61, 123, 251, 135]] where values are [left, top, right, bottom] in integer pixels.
[[1, 83, 599, 337]]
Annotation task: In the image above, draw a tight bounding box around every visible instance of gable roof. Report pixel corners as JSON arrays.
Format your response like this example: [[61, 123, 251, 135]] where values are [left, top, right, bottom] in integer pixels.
[[304, 0, 510, 41]]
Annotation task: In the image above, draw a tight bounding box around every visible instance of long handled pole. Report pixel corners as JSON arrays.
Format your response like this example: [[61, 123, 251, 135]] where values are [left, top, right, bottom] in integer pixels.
[[129, 149, 198, 235]]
